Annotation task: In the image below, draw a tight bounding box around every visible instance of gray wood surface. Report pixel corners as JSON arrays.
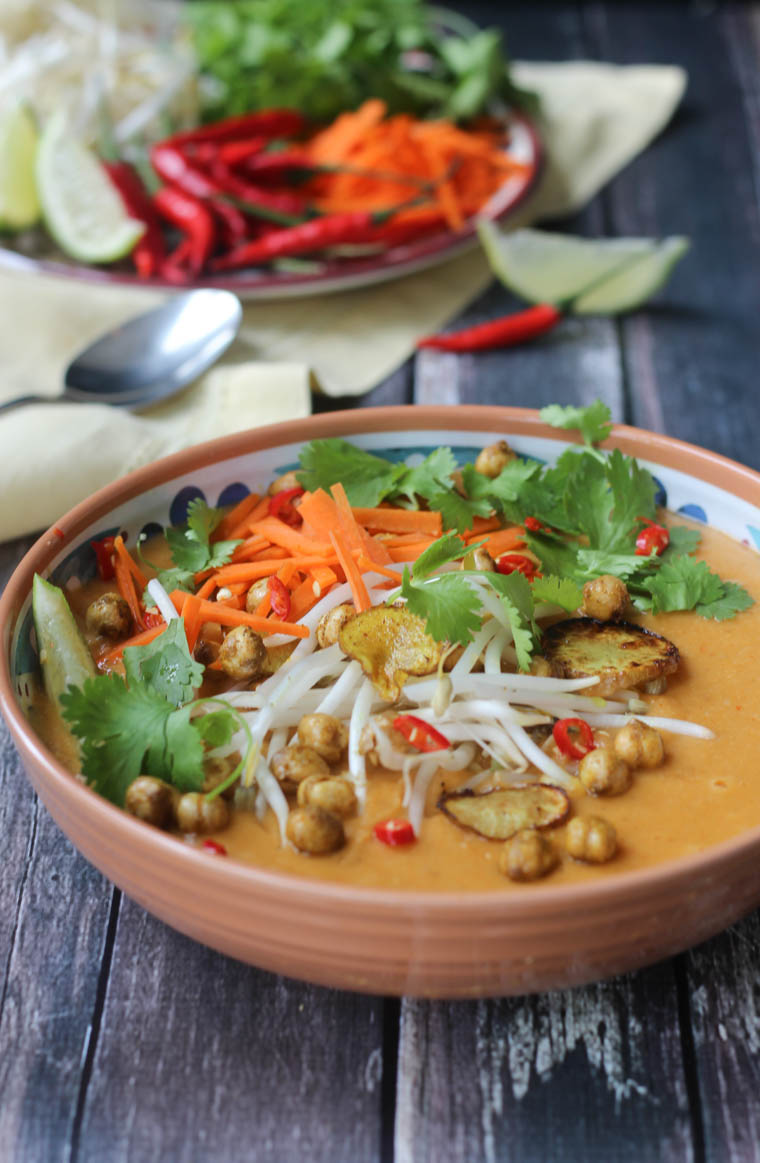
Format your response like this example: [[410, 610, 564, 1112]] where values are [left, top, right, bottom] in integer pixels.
[[3, 2, 760, 1161]]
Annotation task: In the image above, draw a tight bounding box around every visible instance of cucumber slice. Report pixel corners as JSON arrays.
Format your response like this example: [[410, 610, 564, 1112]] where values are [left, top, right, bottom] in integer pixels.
[[32, 574, 96, 708], [0, 103, 40, 231]]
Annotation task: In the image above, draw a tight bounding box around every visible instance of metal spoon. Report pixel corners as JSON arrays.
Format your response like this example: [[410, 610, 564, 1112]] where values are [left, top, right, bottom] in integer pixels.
[[0, 289, 243, 414]]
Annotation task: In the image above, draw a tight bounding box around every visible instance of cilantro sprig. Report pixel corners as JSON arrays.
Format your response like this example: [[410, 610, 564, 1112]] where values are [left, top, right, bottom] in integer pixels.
[[141, 498, 241, 598]]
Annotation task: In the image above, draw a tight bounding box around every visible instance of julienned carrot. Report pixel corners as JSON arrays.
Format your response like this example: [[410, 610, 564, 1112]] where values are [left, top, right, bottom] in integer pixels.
[[297, 489, 341, 541], [112, 538, 145, 631], [309, 565, 338, 593], [329, 530, 371, 613], [182, 593, 203, 652], [350, 507, 442, 537], [465, 516, 503, 537], [102, 622, 165, 662], [230, 534, 271, 562], [234, 496, 272, 539], [330, 483, 393, 566], [355, 554, 404, 583], [249, 517, 333, 558], [209, 555, 339, 585], [388, 542, 437, 563], [213, 492, 261, 542], [170, 592, 309, 638], [472, 527, 526, 557], [113, 535, 148, 589], [289, 577, 320, 621]]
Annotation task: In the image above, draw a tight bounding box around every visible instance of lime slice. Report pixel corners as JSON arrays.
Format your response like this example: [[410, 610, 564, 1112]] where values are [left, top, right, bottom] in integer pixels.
[[37, 113, 145, 264], [477, 223, 689, 315], [0, 103, 41, 230]]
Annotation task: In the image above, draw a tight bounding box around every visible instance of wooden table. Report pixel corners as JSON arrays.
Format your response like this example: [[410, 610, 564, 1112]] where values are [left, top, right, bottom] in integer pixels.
[[3, 3, 760, 1159]]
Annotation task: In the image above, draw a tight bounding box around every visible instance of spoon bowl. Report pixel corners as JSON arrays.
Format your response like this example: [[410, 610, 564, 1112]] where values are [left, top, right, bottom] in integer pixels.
[[0, 289, 242, 413]]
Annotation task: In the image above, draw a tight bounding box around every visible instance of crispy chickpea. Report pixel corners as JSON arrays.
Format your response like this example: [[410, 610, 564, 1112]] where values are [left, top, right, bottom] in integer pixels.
[[566, 816, 618, 863], [125, 776, 177, 828], [202, 754, 240, 798], [316, 602, 356, 648], [268, 470, 301, 496], [297, 713, 347, 763], [462, 547, 495, 572], [286, 805, 344, 854], [245, 578, 270, 613], [499, 829, 558, 882], [85, 592, 132, 639], [579, 748, 632, 796], [582, 574, 630, 622], [175, 792, 230, 834], [217, 625, 267, 681], [474, 440, 515, 479], [614, 719, 665, 769], [297, 775, 357, 818], [271, 744, 329, 787]]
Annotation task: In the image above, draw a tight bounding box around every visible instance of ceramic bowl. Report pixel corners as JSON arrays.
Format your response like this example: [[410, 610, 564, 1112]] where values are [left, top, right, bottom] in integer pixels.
[[2, 406, 760, 999]]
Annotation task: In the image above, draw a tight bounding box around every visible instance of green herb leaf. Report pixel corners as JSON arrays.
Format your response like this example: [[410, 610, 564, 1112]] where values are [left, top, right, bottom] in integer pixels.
[[540, 401, 613, 447], [411, 532, 471, 578], [400, 568, 482, 646], [296, 438, 403, 507], [530, 574, 583, 612], [637, 555, 753, 620], [662, 525, 701, 558], [488, 570, 538, 670], [123, 619, 204, 707], [165, 499, 241, 575]]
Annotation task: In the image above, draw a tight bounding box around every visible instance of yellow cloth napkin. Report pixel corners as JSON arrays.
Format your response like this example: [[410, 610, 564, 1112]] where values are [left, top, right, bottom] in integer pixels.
[[0, 61, 686, 541]]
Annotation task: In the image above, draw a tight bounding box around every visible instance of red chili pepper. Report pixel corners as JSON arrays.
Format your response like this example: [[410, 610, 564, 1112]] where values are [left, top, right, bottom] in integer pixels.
[[553, 717, 596, 760], [142, 608, 165, 629], [103, 160, 166, 277], [393, 714, 450, 753], [373, 818, 416, 847], [416, 304, 562, 352], [152, 187, 216, 277], [268, 486, 304, 524], [211, 137, 268, 167], [210, 198, 250, 247], [524, 516, 543, 532], [242, 149, 314, 182], [91, 535, 116, 580], [635, 522, 669, 557], [165, 109, 307, 149], [201, 839, 228, 856], [207, 164, 308, 219], [496, 553, 538, 579], [267, 576, 292, 620]]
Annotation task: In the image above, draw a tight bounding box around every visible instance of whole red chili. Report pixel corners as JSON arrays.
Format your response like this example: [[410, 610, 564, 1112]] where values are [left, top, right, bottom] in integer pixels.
[[152, 187, 215, 278], [635, 522, 669, 557], [103, 160, 166, 277], [91, 535, 116, 580], [416, 304, 562, 353], [496, 553, 538, 579], [165, 109, 307, 149], [373, 818, 416, 847], [267, 576, 291, 620], [553, 717, 596, 760], [201, 839, 228, 856], [392, 714, 450, 753], [268, 486, 304, 524]]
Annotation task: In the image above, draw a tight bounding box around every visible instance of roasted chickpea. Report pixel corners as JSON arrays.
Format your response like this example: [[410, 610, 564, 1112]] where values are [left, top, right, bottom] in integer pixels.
[[125, 776, 177, 828], [499, 829, 558, 882], [582, 575, 629, 622], [316, 602, 356, 648], [268, 470, 301, 496], [245, 578, 270, 613], [286, 805, 344, 854], [271, 744, 329, 787], [462, 547, 495, 572], [217, 625, 267, 681], [202, 754, 240, 798], [297, 713, 348, 763], [579, 748, 632, 796], [297, 775, 358, 818], [614, 719, 664, 769], [566, 816, 618, 863], [85, 592, 131, 639], [175, 792, 230, 834], [474, 440, 515, 479]]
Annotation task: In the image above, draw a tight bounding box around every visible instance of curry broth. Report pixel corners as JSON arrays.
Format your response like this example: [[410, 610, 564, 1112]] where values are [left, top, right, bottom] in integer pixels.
[[33, 520, 760, 892]]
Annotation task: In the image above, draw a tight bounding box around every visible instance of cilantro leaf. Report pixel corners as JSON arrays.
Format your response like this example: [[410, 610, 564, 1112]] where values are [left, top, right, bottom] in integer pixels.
[[604, 449, 657, 549], [60, 676, 205, 805], [123, 619, 204, 707], [392, 446, 458, 505], [297, 438, 403, 507], [143, 567, 196, 603], [165, 499, 241, 575], [531, 574, 583, 612], [186, 497, 223, 543], [427, 487, 488, 534], [166, 525, 210, 572], [488, 571, 538, 671], [540, 400, 613, 446], [638, 555, 753, 620], [662, 525, 701, 558], [412, 533, 471, 579], [400, 568, 482, 645], [194, 705, 239, 749], [698, 580, 754, 620]]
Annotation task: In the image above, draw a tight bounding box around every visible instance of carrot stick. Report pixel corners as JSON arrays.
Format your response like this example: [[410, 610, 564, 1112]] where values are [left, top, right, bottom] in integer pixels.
[[249, 517, 333, 558], [289, 577, 320, 621], [309, 565, 338, 592], [209, 555, 339, 585], [112, 540, 144, 631], [329, 530, 371, 613], [233, 497, 271, 539], [101, 622, 165, 662], [465, 516, 502, 537], [113, 535, 148, 589], [350, 507, 442, 536], [196, 576, 217, 601], [355, 554, 404, 583], [473, 528, 526, 557], [168, 592, 310, 638], [182, 593, 203, 652], [214, 492, 260, 541], [388, 542, 437, 562], [330, 483, 393, 566], [231, 534, 271, 562]]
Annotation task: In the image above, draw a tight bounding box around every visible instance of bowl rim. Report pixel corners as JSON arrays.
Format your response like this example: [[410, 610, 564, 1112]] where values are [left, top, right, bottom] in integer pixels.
[[3, 402, 760, 916]]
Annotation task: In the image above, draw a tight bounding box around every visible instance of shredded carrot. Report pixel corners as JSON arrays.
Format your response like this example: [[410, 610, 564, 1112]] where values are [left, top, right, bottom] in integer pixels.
[[113, 535, 148, 589], [230, 534, 271, 562], [472, 527, 526, 557], [329, 529, 371, 613], [213, 492, 260, 542], [182, 593, 203, 652], [350, 507, 442, 537], [249, 517, 333, 559], [355, 553, 403, 583], [209, 555, 339, 586], [309, 565, 338, 593], [101, 622, 164, 662], [169, 592, 309, 639], [465, 516, 503, 537], [388, 541, 437, 563], [112, 536, 145, 630], [195, 576, 217, 601], [289, 577, 321, 621], [233, 496, 271, 539]]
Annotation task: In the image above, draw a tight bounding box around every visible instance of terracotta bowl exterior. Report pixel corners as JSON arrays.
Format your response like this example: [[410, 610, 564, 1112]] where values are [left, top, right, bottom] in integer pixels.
[[2, 406, 760, 999]]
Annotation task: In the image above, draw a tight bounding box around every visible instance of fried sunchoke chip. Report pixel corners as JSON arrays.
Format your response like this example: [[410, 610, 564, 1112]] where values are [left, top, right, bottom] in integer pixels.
[[338, 606, 442, 700], [438, 784, 569, 841], [541, 618, 679, 697]]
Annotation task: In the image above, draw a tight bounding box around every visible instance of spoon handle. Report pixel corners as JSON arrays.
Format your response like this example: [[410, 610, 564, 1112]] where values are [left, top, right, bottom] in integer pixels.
[[0, 394, 69, 414]]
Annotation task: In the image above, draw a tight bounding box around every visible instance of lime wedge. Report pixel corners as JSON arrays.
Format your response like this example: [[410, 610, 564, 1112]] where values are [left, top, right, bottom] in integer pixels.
[[0, 103, 41, 230], [37, 113, 145, 264], [477, 223, 689, 315]]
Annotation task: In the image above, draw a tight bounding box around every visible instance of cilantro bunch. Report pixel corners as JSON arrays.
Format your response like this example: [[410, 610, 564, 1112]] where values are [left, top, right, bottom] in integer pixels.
[[140, 498, 241, 599]]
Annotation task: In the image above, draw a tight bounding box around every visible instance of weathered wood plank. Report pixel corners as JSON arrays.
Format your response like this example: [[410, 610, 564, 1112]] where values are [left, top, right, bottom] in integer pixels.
[[395, 964, 694, 1163], [76, 895, 386, 1163]]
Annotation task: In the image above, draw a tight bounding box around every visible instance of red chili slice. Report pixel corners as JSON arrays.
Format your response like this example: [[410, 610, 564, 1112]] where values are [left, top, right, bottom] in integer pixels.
[[635, 522, 669, 557], [495, 553, 538, 579], [524, 516, 543, 532], [202, 839, 228, 856], [268, 485, 304, 526], [373, 818, 416, 847], [393, 714, 450, 753], [267, 575, 291, 619], [552, 717, 596, 760], [142, 608, 165, 629], [91, 535, 116, 580]]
